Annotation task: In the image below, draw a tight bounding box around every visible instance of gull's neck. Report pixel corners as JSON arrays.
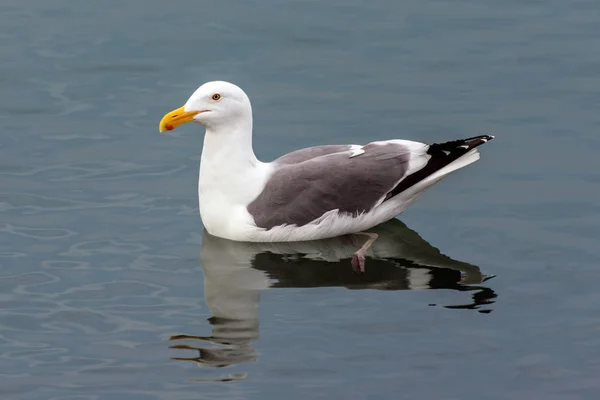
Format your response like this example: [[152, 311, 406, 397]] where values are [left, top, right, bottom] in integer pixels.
[[202, 130, 258, 169], [198, 118, 269, 238], [201, 116, 259, 170]]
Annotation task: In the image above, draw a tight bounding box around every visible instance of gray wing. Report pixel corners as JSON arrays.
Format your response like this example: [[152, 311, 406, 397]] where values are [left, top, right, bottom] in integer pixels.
[[247, 135, 494, 230], [247, 142, 416, 229]]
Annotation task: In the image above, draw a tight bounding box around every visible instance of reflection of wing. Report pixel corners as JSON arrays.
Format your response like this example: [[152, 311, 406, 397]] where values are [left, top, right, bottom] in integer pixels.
[[202, 218, 487, 285], [169, 219, 497, 377]]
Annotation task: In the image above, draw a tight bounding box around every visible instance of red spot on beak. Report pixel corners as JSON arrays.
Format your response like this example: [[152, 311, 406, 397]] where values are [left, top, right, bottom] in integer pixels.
[[166, 124, 174, 131]]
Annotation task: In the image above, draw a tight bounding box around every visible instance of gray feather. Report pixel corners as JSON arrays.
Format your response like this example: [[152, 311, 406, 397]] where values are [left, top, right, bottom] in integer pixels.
[[247, 143, 412, 229]]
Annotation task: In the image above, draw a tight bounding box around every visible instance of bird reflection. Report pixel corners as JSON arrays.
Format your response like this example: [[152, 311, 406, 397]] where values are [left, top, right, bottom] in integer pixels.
[[169, 219, 496, 378]]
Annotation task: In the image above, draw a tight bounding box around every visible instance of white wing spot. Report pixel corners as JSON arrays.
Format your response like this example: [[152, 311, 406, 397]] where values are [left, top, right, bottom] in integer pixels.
[[459, 145, 469, 149], [349, 145, 365, 158], [442, 150, 450, 155]]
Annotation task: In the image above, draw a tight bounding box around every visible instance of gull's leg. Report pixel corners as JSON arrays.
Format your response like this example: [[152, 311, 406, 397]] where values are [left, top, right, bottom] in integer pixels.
[[351, 232, 379, 273]]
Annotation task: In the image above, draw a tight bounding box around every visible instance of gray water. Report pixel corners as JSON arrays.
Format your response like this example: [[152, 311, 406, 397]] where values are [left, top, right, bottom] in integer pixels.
[[1, 0, 600, 399]]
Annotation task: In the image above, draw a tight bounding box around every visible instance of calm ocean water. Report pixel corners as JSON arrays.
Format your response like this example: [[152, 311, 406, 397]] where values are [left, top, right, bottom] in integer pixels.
[[1, 0, 600, 399]]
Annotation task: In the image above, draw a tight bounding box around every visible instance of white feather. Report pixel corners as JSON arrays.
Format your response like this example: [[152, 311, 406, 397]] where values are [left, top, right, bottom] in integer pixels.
[[348, 144, 365, 158]]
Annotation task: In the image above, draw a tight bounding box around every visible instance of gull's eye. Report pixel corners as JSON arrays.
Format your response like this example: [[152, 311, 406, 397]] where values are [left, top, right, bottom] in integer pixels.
[[211, 93, 221, 101]]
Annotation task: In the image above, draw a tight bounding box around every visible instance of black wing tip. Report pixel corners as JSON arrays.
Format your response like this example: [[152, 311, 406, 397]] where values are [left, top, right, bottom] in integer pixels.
[[470, 134, 495, 143], [430, 134, 495, 153], [460, 134, 495, 149], [385, 134, 494, 201]]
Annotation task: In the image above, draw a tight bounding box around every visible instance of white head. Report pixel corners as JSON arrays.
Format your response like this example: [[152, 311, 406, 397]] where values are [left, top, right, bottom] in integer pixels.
[[159, 81, 252, 133]]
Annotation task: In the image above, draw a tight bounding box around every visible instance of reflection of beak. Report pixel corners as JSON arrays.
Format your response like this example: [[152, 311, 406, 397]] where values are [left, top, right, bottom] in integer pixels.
[[159, 106, 200, 133]]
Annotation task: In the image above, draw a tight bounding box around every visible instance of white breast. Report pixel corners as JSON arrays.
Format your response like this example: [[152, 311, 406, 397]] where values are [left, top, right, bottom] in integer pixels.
[[198, 157, 272, 240]]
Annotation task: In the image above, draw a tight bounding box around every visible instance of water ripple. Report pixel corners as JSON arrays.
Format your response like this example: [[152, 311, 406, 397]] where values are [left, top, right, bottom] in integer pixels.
[[0, 223, 76, 240]]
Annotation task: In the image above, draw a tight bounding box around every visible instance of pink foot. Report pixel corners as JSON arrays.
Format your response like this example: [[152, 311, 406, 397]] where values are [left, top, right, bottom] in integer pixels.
[[351, 252, 366, 273], [350, 232, 378, 273]]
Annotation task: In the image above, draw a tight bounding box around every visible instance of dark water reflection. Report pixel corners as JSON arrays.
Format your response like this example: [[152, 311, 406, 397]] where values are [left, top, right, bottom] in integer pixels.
[[170, 220, 496, 378]]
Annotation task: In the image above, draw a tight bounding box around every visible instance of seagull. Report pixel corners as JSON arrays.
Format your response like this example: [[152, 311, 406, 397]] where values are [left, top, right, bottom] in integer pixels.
[[159, 81, 493, 271]]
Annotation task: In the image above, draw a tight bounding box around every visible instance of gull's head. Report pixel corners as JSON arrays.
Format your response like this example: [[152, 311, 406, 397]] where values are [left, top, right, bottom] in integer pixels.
[[159, 81, 251, 133]]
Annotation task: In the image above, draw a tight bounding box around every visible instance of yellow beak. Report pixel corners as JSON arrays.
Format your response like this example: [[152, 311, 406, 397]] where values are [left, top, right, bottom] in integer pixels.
[[159, 106, 200, 133]]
